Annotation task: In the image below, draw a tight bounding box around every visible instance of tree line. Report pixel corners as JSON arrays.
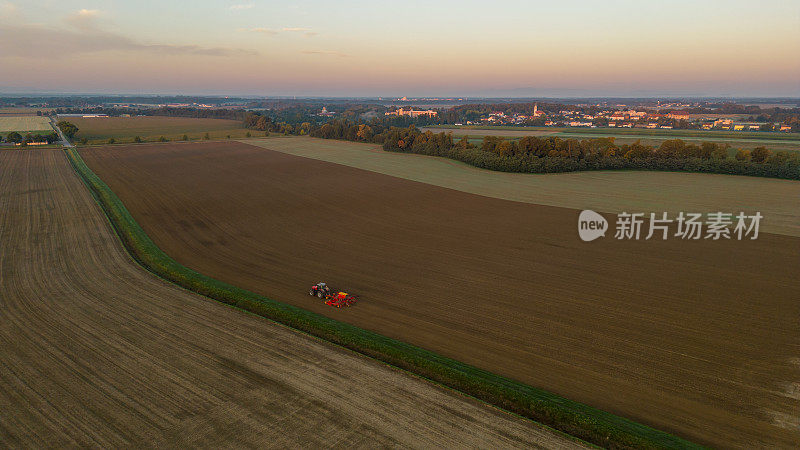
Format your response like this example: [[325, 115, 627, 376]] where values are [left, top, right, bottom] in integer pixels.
[[53, 107, 247, 121], [245, 117, 800, 180], [1, 121, 80, 146], [0, 131, 59, 145], [0, 121, 70, 146]]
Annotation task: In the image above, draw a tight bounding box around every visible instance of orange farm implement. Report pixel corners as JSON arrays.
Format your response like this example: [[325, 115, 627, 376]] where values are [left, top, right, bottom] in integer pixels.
[[309, 282, 357, 307]]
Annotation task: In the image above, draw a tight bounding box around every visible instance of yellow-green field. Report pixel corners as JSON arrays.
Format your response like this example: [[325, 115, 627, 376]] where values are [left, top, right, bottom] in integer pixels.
[[422, 126, 800, 153], [0, 116, 53, 133], [244, 136, 800, 237], [66, 116, 253, 144]]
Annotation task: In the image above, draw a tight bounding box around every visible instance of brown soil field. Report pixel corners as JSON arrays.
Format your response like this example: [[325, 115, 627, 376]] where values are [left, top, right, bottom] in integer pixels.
[[0, 107, 54, 116], [67, 116, 249, 144], [80, 141, 800, 447], [0, 148, 581, 448], [247, 136, 800, 237]]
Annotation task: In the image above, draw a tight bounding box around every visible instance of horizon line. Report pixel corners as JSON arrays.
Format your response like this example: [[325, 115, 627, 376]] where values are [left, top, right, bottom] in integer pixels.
[[2, 92, 800, 101]]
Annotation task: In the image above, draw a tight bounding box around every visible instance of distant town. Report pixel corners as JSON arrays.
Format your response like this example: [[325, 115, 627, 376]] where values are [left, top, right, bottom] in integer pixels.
[[451, 105, 793, 132], [1, 95, 798, 134], [383, 101, 795, 132]]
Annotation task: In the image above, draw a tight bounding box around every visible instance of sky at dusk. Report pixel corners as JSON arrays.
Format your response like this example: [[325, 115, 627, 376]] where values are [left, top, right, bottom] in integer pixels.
[[1, 0, 799, 97]]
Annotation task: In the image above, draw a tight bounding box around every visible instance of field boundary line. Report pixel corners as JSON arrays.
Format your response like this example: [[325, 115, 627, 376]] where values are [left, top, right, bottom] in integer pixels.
[[64, 147, 703, 450]]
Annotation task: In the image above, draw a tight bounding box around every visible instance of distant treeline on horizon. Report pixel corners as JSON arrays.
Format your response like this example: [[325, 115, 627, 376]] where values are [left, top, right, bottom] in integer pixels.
[[1, 94, 798, 109]]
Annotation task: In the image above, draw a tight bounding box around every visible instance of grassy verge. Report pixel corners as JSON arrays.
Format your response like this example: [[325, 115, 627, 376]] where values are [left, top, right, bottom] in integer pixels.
[[64, 146, 703, 449]]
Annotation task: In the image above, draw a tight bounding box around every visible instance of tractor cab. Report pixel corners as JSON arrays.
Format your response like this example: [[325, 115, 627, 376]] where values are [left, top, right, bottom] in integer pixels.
[[309, 282, 332, 298]]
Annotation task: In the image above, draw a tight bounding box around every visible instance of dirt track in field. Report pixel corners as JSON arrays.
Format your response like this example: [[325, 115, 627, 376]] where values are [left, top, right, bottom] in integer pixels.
[[0, 149, 583, 448], [80, 142, 800, 447]]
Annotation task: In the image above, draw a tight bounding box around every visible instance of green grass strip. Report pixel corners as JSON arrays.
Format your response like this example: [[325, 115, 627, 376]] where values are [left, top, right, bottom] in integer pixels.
[[64, 147, 703, 449]]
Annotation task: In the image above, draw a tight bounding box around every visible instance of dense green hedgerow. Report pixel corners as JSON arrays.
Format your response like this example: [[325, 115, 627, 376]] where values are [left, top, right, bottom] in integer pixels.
[[386, 145, 800, 179], [64, 147, 703, 449]]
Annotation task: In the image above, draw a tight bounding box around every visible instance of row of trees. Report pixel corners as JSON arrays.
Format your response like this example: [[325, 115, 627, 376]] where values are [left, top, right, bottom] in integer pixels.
[[244, 112, 315, 135], [56, 120, 79, 138], [253, 118, 799, 180], [1, 120, 73, 146], [51, 106, 248, 121], [477, 135, 735, 160], [478, 135, 796, 165], [0, 132, 59, 145]]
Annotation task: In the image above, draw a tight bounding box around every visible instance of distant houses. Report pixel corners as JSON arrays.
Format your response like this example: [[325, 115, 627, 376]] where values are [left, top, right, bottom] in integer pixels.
[[666, 111, 691, 120], [318, 106, 336, 117], [57, 113, 109, 118], [714, 118, 732, 127], [385, 107, 437, 118], [464, 106, 795, 133]]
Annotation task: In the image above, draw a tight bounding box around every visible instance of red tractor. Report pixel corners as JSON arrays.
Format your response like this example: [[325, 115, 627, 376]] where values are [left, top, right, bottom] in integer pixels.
[[309, 282, 357, 308], [309, 282, 332, 298]]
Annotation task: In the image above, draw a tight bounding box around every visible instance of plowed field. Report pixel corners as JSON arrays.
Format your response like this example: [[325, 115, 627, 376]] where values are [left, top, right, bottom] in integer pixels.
[[0, 148, 579, 448], [80, 141, 800, 447]]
